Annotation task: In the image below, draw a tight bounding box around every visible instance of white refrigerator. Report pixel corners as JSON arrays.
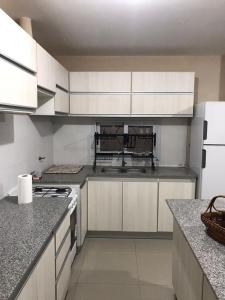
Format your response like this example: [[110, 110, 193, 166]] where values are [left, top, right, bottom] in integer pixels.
[[190, 101, 225, 199]]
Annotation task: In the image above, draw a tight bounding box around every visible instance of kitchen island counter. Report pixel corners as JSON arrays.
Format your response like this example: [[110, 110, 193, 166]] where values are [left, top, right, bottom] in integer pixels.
[[167, 199, 225, 300]]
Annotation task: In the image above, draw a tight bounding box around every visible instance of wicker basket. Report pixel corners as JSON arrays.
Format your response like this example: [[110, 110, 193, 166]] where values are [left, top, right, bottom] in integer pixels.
[[201, 195, 225, 245]]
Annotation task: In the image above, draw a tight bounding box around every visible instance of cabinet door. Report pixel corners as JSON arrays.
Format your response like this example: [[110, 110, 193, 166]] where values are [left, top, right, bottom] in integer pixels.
[[88, 181, 123, 231], [173, 221, 203, 300], [70, 94, 130, 115], [81, 182, 88, 245], [56, 253, 71, 300], [132, 94, 194, 116], [0, 9, 37, 72], [203, 276, 217, 300], [123, 181, 158, 232], [158, 181, 195, 232], [132, 72, 195, 93], [70, 72, 131, 92], [55, 88, 69, 113], [56, 61, 69, 90], [37, 44, 56, 92], [17, 269, 37, 300], [0, 57, 37, 108], [36, 237, 55, 300]]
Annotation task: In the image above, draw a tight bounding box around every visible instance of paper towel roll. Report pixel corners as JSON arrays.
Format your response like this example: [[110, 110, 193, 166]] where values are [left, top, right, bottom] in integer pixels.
[[18, 174, 32, 204]]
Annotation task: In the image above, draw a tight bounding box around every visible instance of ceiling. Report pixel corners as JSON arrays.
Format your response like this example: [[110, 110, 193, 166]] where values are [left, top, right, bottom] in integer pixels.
[[1, 0, 225, 56]]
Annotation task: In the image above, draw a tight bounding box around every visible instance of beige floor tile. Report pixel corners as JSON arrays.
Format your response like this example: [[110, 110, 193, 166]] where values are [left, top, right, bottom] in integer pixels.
[[67, 283, 141, 300], [140, 284, 175, 300], [85, 238, 136, 253], [135, 239, 173, 254], [70, 249, 86, 285], [79, 251, 139, 284], [137, 252, 172, 287]]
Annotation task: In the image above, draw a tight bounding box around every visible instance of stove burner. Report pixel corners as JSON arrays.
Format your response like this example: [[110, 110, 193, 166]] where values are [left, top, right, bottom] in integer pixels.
[[33, 186, 72, 198]]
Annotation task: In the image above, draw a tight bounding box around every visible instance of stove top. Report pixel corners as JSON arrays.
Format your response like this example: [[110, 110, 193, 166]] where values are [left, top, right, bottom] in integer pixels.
[[33, 186, 72, 198]]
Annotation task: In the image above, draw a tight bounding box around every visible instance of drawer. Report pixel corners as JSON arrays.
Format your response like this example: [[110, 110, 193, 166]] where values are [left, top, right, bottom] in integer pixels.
[[56, 254, 71, 300], [55, 213, 70, 252], [56, 230, 71, 277]]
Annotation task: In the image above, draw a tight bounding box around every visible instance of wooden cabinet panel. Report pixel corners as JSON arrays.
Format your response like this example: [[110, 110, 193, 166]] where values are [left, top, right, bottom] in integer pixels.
[[203, 276, 217, 300], [0, 9, 37, 72], [37, 44, 56, 92], [55, 213, 70, 252], [81, 182, 88, 245], [56, 61, 69, 90], [0, 57, 37, 108], [70, 94, 130, 115], [36, 238, 55, 300], [132, 72, 195, 93], [70, 72, 131, 92], [123, 181, 158, 232], [88, 181, 123, 231], [56, 253, 71, 300], [56, 232, 71, 277], [132, 94, 194, 115], [17, 238, 55, 300], [158, 181, 195, 232], [173, 221, 203, 300], [55, 88, 69, 113], [17, 269, 37, 300]]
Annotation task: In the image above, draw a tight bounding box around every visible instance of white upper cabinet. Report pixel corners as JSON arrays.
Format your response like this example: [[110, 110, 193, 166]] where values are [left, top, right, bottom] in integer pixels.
[[132, 72, 195, 93], [0, 57, 37, 108], [55, 88, 69, 113], [36, 44, 56, 92], [0, 9, 37, 72], [70, 72, 131, 92], [55, 61, 69, 91]]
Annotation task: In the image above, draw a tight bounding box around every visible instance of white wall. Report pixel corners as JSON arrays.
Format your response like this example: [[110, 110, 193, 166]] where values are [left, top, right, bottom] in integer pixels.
[[0, 114, 53, 198], [53, 117, 188, 167]]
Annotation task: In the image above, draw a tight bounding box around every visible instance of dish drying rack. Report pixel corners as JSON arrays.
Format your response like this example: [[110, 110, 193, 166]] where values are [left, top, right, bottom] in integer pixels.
[[93, 132, 156, 169]]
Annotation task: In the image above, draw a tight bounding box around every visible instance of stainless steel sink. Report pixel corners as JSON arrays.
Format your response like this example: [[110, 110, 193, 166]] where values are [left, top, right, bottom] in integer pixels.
[[101, 167, 146, 174]]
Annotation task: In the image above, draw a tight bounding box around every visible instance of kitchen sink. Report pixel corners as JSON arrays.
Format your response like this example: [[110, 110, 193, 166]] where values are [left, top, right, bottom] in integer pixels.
[[101, 167, 147, 174]]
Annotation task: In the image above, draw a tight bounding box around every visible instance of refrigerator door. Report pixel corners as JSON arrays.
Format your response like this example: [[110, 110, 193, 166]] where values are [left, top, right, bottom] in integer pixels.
[[201, 145, 225, 199], [204, 102, 225, 145]]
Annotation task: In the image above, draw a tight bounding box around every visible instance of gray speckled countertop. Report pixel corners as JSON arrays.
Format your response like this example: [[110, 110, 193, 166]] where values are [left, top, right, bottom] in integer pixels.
[[0, 196, 71, 300], [35, 165, 197, 187], [167, 199, 225, 300]]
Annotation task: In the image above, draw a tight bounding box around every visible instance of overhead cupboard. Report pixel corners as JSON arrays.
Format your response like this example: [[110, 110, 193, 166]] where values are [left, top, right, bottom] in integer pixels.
[[0, 9, 37, 109], [70, 71, 195, 116], [35, 44, 69, 115]]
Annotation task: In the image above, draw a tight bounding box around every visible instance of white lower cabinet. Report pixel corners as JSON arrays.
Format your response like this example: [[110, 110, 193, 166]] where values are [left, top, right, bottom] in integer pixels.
[[88, 181, 123, 231], [56, 252, 71, 300], [17, 237, 55, 300], [122, 181, 158, 232], [0, 57, 37, 108], [81, 182, 88, 245], [158, 180, 195, 232], [203, 276, 217, 300], [173, 221, 203, 300]]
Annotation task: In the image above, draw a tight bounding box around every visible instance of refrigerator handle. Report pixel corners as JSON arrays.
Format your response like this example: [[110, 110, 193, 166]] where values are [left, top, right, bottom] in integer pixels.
[[202, 149, 206, 168], [203, 120, 208, 140]]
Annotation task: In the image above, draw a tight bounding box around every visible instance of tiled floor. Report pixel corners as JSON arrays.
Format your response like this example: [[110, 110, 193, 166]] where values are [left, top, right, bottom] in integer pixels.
[[66, 238, 176, 300]]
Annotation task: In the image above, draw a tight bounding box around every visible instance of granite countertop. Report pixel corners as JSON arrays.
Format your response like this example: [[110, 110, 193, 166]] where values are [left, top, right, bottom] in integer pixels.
[[35, 165, 197, 187], [0, 196, 71, 300], [167, 199, 225, 300]]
